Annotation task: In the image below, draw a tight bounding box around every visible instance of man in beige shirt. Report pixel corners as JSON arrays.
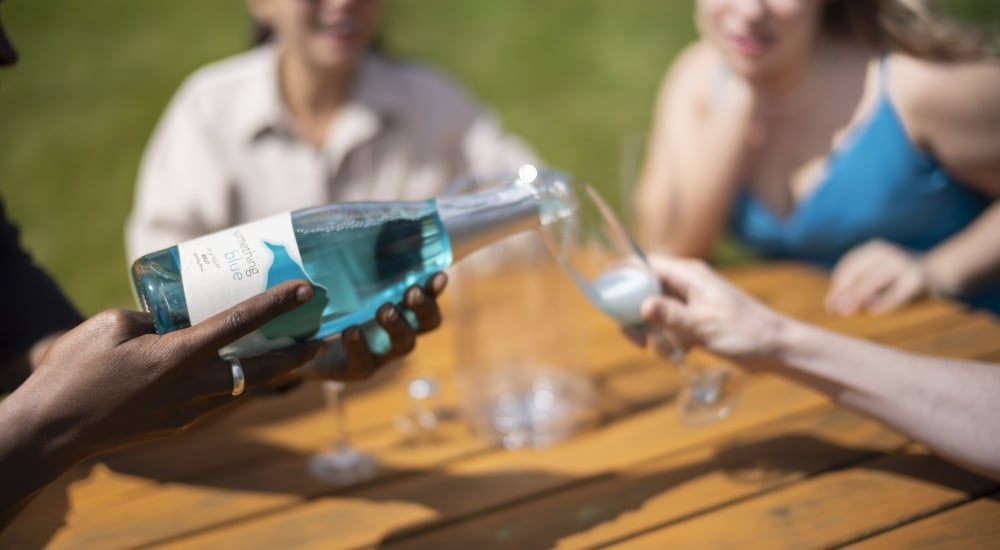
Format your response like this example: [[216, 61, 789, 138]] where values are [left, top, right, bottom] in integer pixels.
[[126, 29, 536, 260]]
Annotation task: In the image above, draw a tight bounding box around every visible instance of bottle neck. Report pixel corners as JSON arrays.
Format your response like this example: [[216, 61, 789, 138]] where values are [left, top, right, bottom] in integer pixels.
[[436, 183, 541, 262]]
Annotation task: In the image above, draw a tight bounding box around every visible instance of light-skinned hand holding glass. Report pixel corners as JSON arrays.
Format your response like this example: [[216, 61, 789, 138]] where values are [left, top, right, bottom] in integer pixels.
[[628, 254, 1000, 481]]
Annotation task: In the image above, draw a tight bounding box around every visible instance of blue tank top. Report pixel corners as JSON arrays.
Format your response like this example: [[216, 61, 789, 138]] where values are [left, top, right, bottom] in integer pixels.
[[729, 60, 1000, 312]]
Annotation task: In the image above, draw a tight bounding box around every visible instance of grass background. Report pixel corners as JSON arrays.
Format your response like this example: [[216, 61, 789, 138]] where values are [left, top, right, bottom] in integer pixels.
[[1, 0, 997, 315]]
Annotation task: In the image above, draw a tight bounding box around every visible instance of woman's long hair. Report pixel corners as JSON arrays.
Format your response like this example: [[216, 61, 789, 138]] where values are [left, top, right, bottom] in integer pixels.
[[823, 0, 997, 61]]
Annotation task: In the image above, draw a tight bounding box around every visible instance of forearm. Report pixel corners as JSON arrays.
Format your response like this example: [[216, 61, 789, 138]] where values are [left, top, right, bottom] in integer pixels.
[[635, 46, 758, 258], [922, 201, 1000, 296], [772, 318, 1000, 479], [0, 392, 76, 529], [665, 162, 743, 258], [636, 119, 751, 258]]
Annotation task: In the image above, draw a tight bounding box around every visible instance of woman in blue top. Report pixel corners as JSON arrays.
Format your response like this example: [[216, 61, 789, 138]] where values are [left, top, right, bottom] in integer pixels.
[[634, 0, 1000, 315]]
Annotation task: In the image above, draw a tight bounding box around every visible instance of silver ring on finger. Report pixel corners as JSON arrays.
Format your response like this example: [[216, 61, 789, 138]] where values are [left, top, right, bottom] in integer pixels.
[[225, 356, 246, 396]]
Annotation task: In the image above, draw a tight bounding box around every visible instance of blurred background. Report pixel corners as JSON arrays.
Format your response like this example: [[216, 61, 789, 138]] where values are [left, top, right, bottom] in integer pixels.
[[1, 0, 997, 315]]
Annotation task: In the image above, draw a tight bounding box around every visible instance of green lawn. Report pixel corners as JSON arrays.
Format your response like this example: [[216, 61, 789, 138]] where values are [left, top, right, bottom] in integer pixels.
[[0, 0, 995, 315]]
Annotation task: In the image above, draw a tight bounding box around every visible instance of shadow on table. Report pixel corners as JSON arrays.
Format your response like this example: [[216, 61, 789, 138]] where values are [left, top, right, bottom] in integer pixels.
[[1, 383, 329, 548], [6, 426, 995, 550], [3, 353, 675, 548], [370, 435, 998, 549]]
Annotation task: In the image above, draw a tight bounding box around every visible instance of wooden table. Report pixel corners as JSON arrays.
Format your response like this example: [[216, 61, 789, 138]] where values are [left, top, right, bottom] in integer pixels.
[[5, 262, 1000, 549]]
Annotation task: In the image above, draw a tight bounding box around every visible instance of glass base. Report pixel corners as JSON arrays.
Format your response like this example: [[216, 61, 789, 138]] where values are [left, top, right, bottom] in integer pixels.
[[308, 447, 377, 485], [678, 365, 744, 427], [461, 366, 598, 449]]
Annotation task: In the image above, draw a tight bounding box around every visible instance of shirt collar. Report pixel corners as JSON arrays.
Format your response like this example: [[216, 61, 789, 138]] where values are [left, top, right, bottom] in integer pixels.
[[240, 45, 403, 147], [236, 45, 288, 142]]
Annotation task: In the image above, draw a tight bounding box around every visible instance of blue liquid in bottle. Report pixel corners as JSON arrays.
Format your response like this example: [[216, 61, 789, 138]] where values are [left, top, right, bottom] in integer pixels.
[[292, 202, 451, 340], [132, 201, 451, 354], [130, 168, 552, 356]]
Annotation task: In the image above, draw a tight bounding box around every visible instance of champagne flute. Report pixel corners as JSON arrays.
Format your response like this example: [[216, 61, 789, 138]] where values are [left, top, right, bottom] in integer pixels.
[[309, 147, 382, 486], [309, 380, 377, 484], [531, 170, 743, 426]]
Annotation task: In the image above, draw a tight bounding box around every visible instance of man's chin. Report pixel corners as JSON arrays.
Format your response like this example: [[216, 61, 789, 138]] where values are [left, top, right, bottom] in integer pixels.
[[306, 43, 365, 68]]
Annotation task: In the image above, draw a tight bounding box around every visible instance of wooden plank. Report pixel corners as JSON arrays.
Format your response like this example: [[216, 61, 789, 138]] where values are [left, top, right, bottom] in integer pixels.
[[808, 302, 968, 342], [723, 262, 829, 296], [844, 493, 1000, 549], [891, 314, 1000, 360], [722, 263, 984, 347], [603, 449, 998, 550], [377, 407, 910, 550], [144, 377, 830, 550], [1, 370, 450, 539], [21, 418, 488, 550]]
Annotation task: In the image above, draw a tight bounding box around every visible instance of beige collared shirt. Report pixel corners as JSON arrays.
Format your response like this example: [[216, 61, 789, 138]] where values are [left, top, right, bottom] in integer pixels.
[[126, 45, 537, 260]]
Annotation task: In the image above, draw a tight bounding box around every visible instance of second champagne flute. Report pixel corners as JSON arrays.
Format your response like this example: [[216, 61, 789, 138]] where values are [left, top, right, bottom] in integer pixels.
[[309, 380, 377, 484]]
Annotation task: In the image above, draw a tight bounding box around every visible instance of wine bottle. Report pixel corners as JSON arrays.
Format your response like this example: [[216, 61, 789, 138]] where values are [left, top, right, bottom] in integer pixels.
[[130, 165, 569, 356]]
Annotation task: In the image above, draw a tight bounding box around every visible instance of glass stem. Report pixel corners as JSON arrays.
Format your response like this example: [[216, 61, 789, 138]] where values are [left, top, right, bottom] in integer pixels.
[[328, 385, 352, 453], [649, 328, 703, 383]]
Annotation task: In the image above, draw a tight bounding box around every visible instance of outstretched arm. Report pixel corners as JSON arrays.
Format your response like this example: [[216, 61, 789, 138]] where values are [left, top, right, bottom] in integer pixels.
[[635, 255, 1000, 480], [775, 315, 1000, 478]]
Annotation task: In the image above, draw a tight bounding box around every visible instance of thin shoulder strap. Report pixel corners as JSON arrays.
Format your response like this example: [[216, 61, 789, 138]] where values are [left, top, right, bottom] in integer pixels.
[[878, 52, 890, 95], [709, 62, 730, 106]]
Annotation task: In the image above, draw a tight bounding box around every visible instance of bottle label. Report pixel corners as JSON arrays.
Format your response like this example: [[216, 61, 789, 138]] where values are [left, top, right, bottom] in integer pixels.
[[179, 213, 317, 355]]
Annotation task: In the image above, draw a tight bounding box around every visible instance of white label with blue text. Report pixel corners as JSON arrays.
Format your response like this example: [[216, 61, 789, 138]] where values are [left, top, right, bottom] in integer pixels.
[[179, 212, 303, 354]]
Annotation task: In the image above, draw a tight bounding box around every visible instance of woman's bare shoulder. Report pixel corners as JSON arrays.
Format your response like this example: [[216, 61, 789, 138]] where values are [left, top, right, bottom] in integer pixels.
[[888, 54, 1000, 135], [889, 53, 1000, 190], [657, 40, 720, 103]]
